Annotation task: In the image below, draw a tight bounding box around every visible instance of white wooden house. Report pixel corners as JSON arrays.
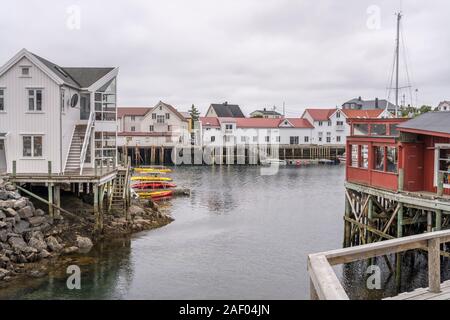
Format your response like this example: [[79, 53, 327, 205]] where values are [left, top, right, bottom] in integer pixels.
[[0, 49, 119, 175]]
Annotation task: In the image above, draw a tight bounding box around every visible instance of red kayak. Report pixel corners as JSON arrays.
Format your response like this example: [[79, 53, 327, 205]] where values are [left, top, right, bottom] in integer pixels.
[[132, 182, 177, 190]]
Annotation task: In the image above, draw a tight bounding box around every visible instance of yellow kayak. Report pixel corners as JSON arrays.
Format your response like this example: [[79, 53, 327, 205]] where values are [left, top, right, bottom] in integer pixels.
[[131, 176, 173, 182], [134, 168, 172, 173], [137, 190, 173, 198]]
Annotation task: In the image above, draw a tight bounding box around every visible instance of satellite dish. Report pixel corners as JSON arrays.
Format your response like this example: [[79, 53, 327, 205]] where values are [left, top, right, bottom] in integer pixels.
[[70, 94, 79, 108]]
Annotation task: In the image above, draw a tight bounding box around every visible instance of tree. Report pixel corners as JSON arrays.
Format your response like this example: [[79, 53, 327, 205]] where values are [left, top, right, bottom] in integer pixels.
[[419, 105, 432, 114], [189, 104, 200, 122]]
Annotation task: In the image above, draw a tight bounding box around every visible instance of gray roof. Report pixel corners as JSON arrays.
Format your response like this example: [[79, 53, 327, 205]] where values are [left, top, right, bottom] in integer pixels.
[[210, 103, 245, 118], [343, 98, 396, 111], [251, 109, 282, 116], [31, 52, 114, 89], [398, 111, 450, 135]]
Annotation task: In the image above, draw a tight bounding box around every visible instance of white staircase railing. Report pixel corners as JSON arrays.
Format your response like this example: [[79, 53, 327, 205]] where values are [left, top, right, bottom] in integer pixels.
[[63, 125, 76, 174], [80, 111, 95, 175]]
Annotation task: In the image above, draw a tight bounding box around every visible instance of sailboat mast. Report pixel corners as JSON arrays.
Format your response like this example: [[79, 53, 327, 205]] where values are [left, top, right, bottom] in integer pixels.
[[395, 12, 402, 117]]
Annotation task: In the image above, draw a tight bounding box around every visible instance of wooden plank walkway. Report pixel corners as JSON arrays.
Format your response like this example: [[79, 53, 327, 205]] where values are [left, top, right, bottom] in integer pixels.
[[385, 280, 450, 300]]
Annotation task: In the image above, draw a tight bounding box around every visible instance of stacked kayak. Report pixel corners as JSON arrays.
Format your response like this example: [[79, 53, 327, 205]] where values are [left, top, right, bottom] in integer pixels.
[[131, 176, 173, 182], [132, 182, 177, 190], [132, 166, 176, 200], [138, 190, 173, 199], [134, 168, 172, 173]]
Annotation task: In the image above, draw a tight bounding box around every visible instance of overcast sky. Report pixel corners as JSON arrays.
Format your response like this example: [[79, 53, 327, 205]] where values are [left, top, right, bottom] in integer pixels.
[[1, 0, 449, 116]]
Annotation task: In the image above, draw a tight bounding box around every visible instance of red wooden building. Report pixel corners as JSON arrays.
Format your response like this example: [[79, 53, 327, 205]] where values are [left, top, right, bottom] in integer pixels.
[[346, 112, 450, 196]]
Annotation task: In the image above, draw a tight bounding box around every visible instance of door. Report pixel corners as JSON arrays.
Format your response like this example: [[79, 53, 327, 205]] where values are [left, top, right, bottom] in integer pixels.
[[403, 143, 424, 191], [0, 140, 6, 172]]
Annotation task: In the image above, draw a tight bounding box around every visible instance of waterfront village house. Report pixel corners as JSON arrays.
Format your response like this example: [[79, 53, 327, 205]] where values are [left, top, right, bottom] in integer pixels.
[[250, 108, 283, 119], [342, 97, 396, 113], [205, 102, 245, 118], [117, 101, 190, 149], [198, 117, 314, 146], [346, 112, 450, 196], [0, 49, 119, 175], [437, 101, 450, 112], [301, 108, 392, 146]]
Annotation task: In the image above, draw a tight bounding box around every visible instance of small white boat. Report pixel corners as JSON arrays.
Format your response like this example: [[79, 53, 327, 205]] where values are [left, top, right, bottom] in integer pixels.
[[337, 153, 346, 164], [260, 158, 287, 166]]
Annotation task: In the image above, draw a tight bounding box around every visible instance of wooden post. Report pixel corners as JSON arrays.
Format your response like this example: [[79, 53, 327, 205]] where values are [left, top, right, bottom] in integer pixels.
[[93, 183, 99, 231], [437, 172, 444, 197], [397, 203, 403, 238], [398, 168, 404, 192], [436, 210, 442, 231], [94, 159, 98, 176], [427, 211, 433, 233], [12, 160, 16, 177], [48, 183, 54, 218], [48, 161, 52, 176], [368, 197, 373, 243], [344, 193, 351, 248], [98, 184, 105, 231], [428, 238, 441, 293], [54, 185, 61, 218]]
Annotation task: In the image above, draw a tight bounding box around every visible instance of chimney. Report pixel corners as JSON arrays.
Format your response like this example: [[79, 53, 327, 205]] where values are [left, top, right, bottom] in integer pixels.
[[223, 101, 228, 106], [358, 96, 362, 101], [375, 97, 379, 109], [263, 107, 266, 111]]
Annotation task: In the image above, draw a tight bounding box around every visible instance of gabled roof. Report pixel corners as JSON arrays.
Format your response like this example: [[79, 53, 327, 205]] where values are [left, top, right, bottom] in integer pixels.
[[200, 117, 313, 129], [180, 112, 192, 119], [302, 108, 336, 121], [397, 111, 450, 137], [156, 101, 188, 122], [117, 107, 151, 119], [341, 109, 384, 119], [250, 109, 282, 116], [200, 117, 221, 127], [0, 49, 116, 90], [209, 103, 245, 118], [343, 97, 395, 111]]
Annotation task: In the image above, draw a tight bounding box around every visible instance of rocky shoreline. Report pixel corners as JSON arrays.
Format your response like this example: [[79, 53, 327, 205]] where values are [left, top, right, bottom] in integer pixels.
[[0, 177, 174, 285]]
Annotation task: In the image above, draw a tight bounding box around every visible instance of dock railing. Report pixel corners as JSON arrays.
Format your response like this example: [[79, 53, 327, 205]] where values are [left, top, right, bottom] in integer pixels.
[[308, 229, 450, 300]]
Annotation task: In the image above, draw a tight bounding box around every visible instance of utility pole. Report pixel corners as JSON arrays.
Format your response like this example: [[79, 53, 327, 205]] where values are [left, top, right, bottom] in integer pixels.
[[395, 12, 402, 117], [282, 101, 285, 117]]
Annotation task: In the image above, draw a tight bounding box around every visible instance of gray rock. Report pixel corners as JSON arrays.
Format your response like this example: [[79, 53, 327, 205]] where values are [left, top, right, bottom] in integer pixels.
[[63, 246, 79, 254], [76, 235, 93, 251], [129, 205, 145, 217], [4, 208, 17, 218], [0, 210, 6, 220], [28, 237, 47, 251], [0, 191, 7, 201], [4, 183, 16, 191], [14, 220, 30, 234], [39, 249, 51, 259], [46, 236, 63, 252], [0, 268, 10, 280], [0, 230, 7, 242], [27, 216, 46, 227], [0, 221, 6, 228], [7, 192, 21, 200], [8, 236, 27, 250], [17, 206, 33, 219], [13, 199, 27, 210], [34, 209, 45, 217]]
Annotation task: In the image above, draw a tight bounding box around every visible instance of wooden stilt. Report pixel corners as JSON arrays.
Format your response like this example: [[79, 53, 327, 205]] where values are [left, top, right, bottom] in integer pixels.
[[48, 183, 54, 218], [93, 183, 100, 231], [54, 185, 61, 218]]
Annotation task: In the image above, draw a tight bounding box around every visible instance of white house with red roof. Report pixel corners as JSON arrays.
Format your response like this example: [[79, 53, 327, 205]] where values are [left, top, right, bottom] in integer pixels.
[[301, 108, 391, 146], [117, 101, 190, 148]]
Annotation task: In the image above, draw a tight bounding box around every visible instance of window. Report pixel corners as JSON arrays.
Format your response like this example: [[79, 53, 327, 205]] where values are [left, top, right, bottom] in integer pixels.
[[304, 136, 309, 143], [21, 67, 30, 76], [152, 113, 156, 119], [167, 125, 172, 131], [354, 124, 369, 135], [437, 145, 450, 187], [328, 120, 332, 126], [265, 136, 270, 143], [157, 115, 165, 123], [374, 146, 385, 171], [131, 126, 135, 132], [386, 147, 398, 173], [318, 121, 323, 126], [371, 124, 387, 136], [166, 113, 170, 119], [276, 136, 281, 143], [336, 136, 341, 143], [206, 128, 211, 131], [149, 125, 154, 132], [241, 136, 246, 143], [326, 137, 331, 143], [253, 136, 258, 142], [60, 89, 65, 113], [211, 136, 215, 142], [290, 136, 299, 144], [28, 89, 42, 111], [318, 132, 323, 142], [225, 124, 233, 130], [351, 145, 358, 168], [0, 89, 4, 111], [23, 136, 42, 157], [336, 111, 340, 118], [131, 116, 135, 121], [337, 121, 344, 126], [360, 145, 368, 169]]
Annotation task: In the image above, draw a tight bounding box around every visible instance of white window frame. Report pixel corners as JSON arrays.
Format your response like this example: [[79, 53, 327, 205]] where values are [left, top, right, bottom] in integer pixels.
[[149, 125, 154, 132], [27, 88, 43, 112], [22, 135, 43, 158], [434, 143, 450, 189], [20, 66, 31, 77], [157, 115, 165, 124]]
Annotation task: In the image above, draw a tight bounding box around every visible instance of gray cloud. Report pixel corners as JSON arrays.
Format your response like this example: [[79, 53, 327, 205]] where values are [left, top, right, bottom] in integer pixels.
[[1, 0, 449, 116]]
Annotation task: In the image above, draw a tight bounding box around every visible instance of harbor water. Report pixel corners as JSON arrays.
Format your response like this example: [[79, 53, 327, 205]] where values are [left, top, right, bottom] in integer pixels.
[[0, 166, 440, 299]]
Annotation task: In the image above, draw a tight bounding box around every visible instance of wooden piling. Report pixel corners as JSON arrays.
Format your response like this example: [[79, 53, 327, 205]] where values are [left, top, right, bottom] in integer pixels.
[[48, 183, 54, 218]]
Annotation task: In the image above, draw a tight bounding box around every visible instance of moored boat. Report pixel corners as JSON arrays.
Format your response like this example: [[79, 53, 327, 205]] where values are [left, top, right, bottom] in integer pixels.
[[132, 182, 177, 189]]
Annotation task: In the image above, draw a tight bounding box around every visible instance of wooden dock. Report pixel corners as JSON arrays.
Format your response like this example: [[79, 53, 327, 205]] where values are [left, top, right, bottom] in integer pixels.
[[308, 229, 450, 300]]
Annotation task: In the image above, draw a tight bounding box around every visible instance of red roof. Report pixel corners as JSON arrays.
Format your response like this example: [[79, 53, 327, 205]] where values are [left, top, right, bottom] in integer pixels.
[[200, 117, 313, 128], [118, 132, 173, 137], [200, 117, 221, 127], [117, 107, 151, 118], [341, 109, 384, 119], [303, 108, 336, 121]]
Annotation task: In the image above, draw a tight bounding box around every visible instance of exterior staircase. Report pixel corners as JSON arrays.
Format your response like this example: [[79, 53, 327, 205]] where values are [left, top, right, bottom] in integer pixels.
[[65, 125, 87, 173], [109, 166, 130, 214]]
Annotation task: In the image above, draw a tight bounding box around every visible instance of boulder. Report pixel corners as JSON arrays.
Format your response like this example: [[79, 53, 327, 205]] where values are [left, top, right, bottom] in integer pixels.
[[17, 206, 33, 219], [27, 216, 46, 227], [0, 221, 6, 228], [0, 191, 7, 201], [14, 220, 30, 234], [0, 230, 7, 242], [0, 268, 10, 280], [39, 249, 51, 259], [34, 209, 45, 217], [129, 205, 145, 217], [76, 235, 93, 251], [46, 236, 63, 252], [63, 246, 79, 254], [7, 192, 21, 200], [8, 235, 27, 250], [14, 199, 28, 210], [4, 208, 17, 218], [28, 237, 47, 251], [4, 183, 16, 192], [0, 211, 6, 220]]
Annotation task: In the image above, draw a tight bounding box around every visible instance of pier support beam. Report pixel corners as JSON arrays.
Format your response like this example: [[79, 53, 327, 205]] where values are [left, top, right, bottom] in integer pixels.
[[344, 195, 351, 248], [48, 183, 54, 218], [93, 183, 100, 232], [54, 185, 61, 218]]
